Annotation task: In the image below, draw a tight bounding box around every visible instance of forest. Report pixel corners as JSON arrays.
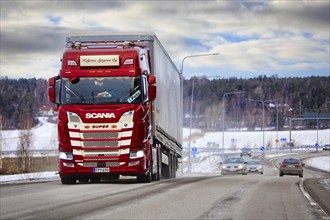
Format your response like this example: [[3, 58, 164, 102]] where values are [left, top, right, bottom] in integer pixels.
[[0, 78, 49, 129], [183, 75, 330, 130], [0, 75, 329, 130]]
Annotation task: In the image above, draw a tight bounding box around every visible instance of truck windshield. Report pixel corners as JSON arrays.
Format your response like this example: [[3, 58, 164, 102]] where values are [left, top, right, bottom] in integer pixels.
[[61, 77, 142, 104]]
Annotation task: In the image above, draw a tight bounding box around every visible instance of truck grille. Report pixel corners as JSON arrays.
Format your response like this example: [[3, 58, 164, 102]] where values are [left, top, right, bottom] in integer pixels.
[[83, 132, 119, 139], [83, 141, 119, 147], [84, 150, 119, 156], [80, 162, 121, 167]]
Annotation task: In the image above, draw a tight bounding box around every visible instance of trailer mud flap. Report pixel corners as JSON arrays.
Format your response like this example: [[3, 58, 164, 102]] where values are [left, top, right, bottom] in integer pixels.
[[161, 153, 169, 165]]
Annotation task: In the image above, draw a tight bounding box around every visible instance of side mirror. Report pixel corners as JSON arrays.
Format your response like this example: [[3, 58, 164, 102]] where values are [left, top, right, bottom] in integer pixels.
[[48, 76, 59, 104], [148, 85, 156, 101]]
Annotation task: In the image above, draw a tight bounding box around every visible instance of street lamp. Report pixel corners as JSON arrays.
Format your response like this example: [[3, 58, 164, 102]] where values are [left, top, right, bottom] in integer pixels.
[[247, 99, 274, 158], [222, 91, 244, 160], [180, 53, 220, 172], [180, 53, 220, 75]]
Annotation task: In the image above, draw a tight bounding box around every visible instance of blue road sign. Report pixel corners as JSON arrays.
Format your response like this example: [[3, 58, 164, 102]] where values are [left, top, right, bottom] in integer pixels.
[[192, 147, 197, 158], [260, 146, 265, 151], [280, 138, 287, 142]]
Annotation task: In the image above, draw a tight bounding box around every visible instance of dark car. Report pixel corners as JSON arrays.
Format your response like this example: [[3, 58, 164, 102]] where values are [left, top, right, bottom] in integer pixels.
[[240, 147, 252, 157], [279, 158, 304, 178]]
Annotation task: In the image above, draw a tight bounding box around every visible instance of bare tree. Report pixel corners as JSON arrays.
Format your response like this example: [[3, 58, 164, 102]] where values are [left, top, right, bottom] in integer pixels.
[[205, 103, 221, 129], [17, 116, 33, 173]]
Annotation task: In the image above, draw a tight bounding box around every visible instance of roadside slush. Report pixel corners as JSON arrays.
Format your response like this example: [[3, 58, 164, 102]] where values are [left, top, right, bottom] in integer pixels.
[[303, 178, 330, 217], [301, 151, 330, 217]]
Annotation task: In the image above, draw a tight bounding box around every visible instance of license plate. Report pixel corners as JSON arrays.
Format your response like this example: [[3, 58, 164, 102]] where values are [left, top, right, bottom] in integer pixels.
[[93, 168, 110, 173], [287, 165, 294, 168], [230, 168, 236, 172]]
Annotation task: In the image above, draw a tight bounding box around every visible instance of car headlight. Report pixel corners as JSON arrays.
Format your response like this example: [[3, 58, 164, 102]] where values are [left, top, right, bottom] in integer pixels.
[[222, 165, 227, 169], [238, 165, 243, 169]]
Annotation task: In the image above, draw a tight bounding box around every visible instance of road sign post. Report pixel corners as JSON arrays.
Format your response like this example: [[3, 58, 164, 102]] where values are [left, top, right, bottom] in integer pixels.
[[192, 147, 197, 158], [260, 146, 265, 160]]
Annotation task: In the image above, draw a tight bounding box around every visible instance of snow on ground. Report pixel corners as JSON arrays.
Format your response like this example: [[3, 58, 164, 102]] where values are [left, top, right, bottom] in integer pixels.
[[183, 128, 330, 150], [0, 172, 59, 183], [304, 156, 330, 172], [2, 117, 58, 157]]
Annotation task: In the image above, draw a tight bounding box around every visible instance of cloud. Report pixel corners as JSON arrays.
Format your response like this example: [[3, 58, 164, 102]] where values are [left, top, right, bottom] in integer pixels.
[[0, 0, 329, 79]]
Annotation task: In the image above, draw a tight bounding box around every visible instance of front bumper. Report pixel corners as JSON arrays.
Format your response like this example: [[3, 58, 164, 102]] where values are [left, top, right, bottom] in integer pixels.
[[221, 168, 246, 174], [247, 167, 263, 173], [59, 157, 147, 178]]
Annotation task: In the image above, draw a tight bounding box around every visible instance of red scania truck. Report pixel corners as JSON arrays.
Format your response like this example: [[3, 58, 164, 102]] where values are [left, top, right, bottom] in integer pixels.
[[48, 32, 182, 184]]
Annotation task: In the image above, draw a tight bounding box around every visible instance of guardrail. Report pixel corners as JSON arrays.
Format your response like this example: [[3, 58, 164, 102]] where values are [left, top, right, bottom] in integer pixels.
[[1, 150, 58, 157]]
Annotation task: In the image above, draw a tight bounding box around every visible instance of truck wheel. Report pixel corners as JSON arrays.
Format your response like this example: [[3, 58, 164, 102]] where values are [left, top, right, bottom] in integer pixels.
[[279, 172, 284, 177], [154, 146, 161, 181], [152, 163, 160, 181], [137, 171, 151, 183], [78, 178, 89, 183], [61, 176, 76, 184]]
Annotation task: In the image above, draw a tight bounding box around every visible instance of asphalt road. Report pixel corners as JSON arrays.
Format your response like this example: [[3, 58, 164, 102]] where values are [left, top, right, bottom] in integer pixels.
[[1, 152, 329, 220]]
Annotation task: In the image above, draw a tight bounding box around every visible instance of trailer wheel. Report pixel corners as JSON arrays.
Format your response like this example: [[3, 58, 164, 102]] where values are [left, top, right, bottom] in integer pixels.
[[170, 154, 177, 178], [161, 153, 170, 179], [61, 176, 76, 184]]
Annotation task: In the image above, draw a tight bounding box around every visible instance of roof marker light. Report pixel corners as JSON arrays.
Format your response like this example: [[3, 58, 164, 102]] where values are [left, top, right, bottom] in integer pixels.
[[124, 58, 134, 65], [68, 60, 77, 66]]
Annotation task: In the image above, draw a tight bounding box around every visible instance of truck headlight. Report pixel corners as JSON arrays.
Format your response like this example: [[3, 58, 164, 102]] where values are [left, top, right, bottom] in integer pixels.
[[59, 152, 73, 160], [120, 110, 134, 123], [129, 150, 144, 159]]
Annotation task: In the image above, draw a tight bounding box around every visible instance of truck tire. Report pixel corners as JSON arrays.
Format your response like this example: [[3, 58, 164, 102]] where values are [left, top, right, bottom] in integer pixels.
[[137, 171, 151, 183], [170, 154, 177, 178], [78, 177, 89, 183], [152, 164, 160, 181], [152, 150, 161, 181], [61, 176, 76, 184], [90, 176, 101, 183]]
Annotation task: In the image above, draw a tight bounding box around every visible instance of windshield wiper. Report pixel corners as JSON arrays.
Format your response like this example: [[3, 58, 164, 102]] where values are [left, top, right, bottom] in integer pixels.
[[65, 85, 84, 102]]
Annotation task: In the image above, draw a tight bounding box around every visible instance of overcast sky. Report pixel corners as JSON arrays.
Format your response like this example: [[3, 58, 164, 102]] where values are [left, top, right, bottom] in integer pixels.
[[1, 0, 329, 79]]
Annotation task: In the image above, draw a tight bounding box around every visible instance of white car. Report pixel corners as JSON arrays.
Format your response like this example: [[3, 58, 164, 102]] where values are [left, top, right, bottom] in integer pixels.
[[246, 159, 263, 174], [323, 144, 330, 151], [221, 157, 248, 175]]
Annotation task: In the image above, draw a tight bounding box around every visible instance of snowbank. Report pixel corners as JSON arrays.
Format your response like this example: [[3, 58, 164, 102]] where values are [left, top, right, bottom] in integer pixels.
[[304, 156, 330, 172]]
